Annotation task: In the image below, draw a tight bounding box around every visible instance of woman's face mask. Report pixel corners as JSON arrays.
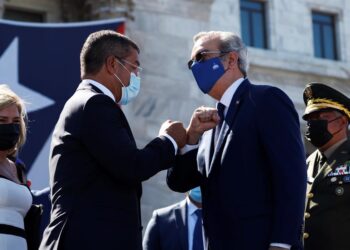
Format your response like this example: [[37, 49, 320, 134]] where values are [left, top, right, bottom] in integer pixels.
[[0, 123, 20, 151]]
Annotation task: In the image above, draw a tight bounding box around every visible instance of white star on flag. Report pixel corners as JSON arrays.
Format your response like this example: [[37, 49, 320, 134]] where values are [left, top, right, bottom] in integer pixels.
[[0, 37, 55, 112]]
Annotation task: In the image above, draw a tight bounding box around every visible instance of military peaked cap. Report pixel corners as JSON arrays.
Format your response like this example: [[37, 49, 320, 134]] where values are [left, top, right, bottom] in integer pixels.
[[303, 82, 350, 120]]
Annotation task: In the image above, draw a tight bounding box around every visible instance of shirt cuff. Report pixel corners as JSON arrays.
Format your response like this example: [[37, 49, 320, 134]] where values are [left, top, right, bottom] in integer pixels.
[[179, 144, 199, 155], [270, 243, 291, 249], [162, 134, 178, 155]]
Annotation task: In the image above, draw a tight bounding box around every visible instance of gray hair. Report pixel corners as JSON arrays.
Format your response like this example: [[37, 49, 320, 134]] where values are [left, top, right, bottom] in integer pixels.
[[193, 31, 249, 77]]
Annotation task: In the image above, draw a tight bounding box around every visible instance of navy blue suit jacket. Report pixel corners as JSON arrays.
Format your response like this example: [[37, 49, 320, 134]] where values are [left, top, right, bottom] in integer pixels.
[[167, 79, 307, 250], [143, 199, 188, 250], [39, 82, 175, 250]]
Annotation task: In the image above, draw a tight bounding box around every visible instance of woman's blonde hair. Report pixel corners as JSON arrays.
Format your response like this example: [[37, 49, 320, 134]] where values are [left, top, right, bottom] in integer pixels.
[[0, 84, 27, 156]]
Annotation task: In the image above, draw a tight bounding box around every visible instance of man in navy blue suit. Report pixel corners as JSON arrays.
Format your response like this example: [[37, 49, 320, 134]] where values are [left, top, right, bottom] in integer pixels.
[[39, 30, 187, 250], [167, 31, 307, 250], [143, 187, 204, 250]]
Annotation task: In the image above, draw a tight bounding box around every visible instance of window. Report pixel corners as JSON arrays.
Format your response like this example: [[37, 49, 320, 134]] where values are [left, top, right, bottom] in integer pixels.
[[312, 12, 337, 60], [240, 0, 267, 49], [3, 7, 45, 22]]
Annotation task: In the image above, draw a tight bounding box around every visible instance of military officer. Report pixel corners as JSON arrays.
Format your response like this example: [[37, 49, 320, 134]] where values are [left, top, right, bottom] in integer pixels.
[[302, 82, 350, 250]]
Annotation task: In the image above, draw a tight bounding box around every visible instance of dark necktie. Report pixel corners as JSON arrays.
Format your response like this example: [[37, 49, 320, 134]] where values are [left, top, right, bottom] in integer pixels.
[[193, 209, 204, 250], [214, 102, 225, 147]]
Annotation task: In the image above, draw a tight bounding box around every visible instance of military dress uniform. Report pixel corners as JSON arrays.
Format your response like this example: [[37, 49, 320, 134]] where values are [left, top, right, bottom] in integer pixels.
[[303, 83, 350, 250], [305, 140, 350, 250]]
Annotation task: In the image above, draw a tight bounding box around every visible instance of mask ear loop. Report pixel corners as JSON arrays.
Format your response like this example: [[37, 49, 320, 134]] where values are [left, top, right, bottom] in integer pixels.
[[328, 116, 345, 136], [113, 73, 126, 88], [114, 59, 132, 87]]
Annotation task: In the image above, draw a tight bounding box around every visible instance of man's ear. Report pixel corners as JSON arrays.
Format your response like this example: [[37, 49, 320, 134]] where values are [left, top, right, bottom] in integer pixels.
[[341, 115, 349, 127], [105, 55, 118, 75], [227, 52, 239, 69]]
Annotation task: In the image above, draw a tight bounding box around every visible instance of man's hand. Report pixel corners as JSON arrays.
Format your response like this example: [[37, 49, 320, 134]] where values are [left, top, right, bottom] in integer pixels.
[[159, 120, 187, 148], [187, 106, 220, 145]]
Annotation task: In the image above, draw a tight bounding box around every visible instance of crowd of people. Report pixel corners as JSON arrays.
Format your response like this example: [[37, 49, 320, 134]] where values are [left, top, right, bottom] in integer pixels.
[[0, 29, 349, 250]]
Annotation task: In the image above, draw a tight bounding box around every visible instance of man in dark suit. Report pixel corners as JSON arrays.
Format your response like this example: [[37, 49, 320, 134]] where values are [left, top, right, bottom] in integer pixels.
[[39, 30, 187, 250], [143, 187, 203, 250], [302, 83, 350, 250], [167, 31, 307, 250]]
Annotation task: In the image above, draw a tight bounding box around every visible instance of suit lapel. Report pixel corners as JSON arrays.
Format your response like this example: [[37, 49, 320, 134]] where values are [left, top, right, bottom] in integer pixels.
[[175, 200, 188, 250], [197, 130, 213, 177], [208, 80, 249, 175]]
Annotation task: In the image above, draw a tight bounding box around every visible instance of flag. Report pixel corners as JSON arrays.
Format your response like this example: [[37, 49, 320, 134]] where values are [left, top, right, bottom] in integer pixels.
[[0, 18, 125, 189]]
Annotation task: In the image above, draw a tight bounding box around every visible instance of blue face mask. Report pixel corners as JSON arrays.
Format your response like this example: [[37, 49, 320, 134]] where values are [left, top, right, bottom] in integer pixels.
[[114, 61, 141, 105], [118, 73, 140, 105], [191, 57, 225, 94], [189, 186, 202, 203]]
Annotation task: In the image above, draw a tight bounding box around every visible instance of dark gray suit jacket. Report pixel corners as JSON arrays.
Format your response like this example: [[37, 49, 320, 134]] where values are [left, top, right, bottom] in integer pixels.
[[143, 199, 188, 250], [39, 82, 175, 250]]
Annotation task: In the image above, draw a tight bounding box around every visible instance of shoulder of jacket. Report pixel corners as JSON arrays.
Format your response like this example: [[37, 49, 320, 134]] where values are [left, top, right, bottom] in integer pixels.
[[153, 200, 185, 217]]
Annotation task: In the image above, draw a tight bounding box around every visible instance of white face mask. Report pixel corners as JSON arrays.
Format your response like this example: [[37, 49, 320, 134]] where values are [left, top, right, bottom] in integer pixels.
[[113, 59, 141, 105]]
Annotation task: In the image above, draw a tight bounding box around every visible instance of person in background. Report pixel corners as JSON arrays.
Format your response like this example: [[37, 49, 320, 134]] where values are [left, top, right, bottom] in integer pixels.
[[167, 31, 307, 250], [143, 187, 204, 250], [302, 82, 350, 250], [0, 84, 31, 250], [39, 30, 188, 250]]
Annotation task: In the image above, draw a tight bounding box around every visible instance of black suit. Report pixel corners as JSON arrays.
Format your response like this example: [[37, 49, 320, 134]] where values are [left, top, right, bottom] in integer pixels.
[[39, 81, 175, 250], [167, 79, 307, 250], [143, 200, 188, 250]]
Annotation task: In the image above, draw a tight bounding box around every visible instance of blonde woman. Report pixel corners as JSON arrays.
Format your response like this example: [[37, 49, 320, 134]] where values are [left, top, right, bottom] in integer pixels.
[[0, 84, 31, 249]]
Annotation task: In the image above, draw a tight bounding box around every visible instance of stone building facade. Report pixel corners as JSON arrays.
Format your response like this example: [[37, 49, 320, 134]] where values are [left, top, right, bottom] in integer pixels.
[[1, 0, 350, 229]]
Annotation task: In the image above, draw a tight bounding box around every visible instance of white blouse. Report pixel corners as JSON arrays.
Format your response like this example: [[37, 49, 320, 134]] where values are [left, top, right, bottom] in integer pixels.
[[0, 177, 32, 249]]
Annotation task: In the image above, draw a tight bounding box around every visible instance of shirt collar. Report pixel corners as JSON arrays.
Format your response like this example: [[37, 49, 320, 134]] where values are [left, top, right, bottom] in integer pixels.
[[219, 77, 245, 108], [323, 137, 348, 159], [186, 196, 200, 216], [82, 79, 116, 102]]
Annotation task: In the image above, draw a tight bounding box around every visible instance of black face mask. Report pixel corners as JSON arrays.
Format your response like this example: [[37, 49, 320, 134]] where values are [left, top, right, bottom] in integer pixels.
[[305, 117, 341, 148], [0, 123, 20, 151]]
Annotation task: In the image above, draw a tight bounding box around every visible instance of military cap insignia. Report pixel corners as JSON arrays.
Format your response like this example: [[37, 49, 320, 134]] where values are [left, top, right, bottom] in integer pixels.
[[305, 86, 313, 99]]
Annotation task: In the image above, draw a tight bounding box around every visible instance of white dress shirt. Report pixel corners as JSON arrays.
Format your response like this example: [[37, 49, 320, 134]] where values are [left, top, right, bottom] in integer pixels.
[[82, 79, 178, 153]]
